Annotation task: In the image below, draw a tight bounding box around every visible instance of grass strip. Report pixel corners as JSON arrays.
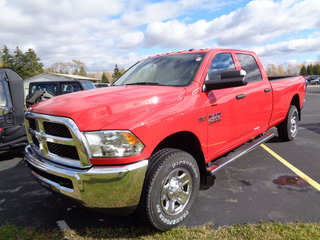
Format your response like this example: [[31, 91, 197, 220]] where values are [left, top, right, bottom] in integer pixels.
[[1, 221, 320, 240]]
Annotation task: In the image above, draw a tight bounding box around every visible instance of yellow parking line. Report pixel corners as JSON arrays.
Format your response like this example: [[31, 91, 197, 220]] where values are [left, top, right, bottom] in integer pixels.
[[261, 144, 320, 192], [306, 93, 320, 96]]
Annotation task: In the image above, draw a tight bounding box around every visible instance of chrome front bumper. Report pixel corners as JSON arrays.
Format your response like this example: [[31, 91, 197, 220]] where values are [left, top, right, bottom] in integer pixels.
[[25, 145, 148, 210]]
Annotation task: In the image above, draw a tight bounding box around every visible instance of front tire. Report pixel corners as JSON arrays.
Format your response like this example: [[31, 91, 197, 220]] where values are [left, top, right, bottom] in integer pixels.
[[137, 148, 200, 231], [277, 105, 299, 141]]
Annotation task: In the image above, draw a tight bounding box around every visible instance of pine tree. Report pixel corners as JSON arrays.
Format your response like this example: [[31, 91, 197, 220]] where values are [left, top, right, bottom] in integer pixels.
[[307, 64, 313, 75], [300, 65, 307, 75], [73, 69, 79, 75], [1, 45, 14, 69], [312, 64, 320, 75], [13, 47, 25, 76], [79, 66, 87, 76], [112, 64, 122, 79], [101, 72, 109, 83], [23, 48, 44, 78]]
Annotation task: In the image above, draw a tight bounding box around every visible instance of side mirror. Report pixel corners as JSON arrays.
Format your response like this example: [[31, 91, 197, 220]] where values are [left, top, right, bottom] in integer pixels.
[[203, 70, 247, 92]]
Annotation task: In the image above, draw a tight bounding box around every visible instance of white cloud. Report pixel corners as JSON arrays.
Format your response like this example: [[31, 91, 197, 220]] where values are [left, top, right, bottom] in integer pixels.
[[0, 0, 320, 72], [116, 31, 145, 49], [144, 0, 320, 48], [253, 36, 320, 57]]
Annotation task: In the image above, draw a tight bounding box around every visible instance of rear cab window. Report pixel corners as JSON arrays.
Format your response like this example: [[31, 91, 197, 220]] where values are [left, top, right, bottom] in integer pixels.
[[236, 54, 262, 82]]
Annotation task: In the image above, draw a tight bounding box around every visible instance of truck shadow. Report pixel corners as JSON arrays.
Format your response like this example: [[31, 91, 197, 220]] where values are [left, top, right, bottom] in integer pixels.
[[265, 135, 283, 143], [0, 152, 145, 233]]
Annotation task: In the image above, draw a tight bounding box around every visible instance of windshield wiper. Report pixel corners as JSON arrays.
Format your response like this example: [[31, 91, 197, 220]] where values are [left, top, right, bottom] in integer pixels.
[[125, 82, 162, 86]]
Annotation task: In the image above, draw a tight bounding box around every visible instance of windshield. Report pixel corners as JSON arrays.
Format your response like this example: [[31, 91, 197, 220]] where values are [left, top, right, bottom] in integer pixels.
[[113, 53, 206, 87]]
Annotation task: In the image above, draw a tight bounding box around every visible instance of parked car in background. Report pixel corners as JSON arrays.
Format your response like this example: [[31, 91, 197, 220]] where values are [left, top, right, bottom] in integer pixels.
[[95, 83, 110, 88], [26, 80, 95, 107], [309, 77, 320, 85]]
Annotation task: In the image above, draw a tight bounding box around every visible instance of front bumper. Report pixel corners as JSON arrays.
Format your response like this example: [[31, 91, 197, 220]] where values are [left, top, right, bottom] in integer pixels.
[[25, 145, 148, 211]]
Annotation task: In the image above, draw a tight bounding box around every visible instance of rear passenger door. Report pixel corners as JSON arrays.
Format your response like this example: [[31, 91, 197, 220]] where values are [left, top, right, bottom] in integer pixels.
[[236, 53, 272, 135]]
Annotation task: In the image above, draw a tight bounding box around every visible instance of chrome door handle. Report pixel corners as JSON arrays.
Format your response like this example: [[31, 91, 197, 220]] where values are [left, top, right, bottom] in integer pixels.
[[236, 94, 246, 100], [264, 88, 272, 93]]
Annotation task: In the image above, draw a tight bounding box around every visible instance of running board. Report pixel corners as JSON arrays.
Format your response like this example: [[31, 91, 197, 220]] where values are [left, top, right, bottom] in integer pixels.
[[207, 133, 274, 175]]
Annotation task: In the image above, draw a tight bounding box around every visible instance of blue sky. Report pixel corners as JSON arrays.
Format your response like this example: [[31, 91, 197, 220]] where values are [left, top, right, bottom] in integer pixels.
[[0, 0, 319, 73]]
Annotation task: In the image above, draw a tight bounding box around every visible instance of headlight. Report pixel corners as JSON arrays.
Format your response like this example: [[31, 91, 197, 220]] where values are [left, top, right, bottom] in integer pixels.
[[84, 130, 144, 158]]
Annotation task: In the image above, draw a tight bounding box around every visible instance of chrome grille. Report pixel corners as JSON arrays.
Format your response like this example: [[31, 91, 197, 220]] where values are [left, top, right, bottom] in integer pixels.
[[47, 142, 79, 160], [25, 112, 91, 168], [44, 122, 72, 138]]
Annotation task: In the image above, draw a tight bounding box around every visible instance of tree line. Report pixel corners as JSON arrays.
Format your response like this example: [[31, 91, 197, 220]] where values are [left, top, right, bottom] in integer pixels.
[[45, 60, 87, 76], [299, 62, 320, 76], [265, 62, 320, 77], [265, 63, 301, 76], [0, 46, 125, 82]]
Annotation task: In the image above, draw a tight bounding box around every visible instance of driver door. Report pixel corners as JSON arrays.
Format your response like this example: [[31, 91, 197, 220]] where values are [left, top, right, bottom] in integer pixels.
[[204, 52, 248, 160]]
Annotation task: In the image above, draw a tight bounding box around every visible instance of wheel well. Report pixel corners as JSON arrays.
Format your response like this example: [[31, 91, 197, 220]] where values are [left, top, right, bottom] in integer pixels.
[[153, 132, 207, 185], [291, 94, 301, 120]]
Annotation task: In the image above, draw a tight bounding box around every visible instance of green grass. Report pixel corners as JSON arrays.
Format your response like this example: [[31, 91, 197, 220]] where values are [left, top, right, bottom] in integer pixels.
[[1, 221, 320, 240]]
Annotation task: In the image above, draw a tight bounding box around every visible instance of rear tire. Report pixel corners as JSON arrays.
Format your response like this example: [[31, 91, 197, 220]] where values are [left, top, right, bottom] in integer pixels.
[[277, 105, 299, 141], [136, 148, 200, 231]]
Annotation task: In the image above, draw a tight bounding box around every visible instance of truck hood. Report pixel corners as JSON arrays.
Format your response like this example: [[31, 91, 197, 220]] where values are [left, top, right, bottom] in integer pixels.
[[29, 85, 186, 131]]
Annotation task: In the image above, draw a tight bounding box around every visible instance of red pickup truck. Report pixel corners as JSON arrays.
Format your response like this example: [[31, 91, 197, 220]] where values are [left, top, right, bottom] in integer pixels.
[[24, 49, 306, 230]]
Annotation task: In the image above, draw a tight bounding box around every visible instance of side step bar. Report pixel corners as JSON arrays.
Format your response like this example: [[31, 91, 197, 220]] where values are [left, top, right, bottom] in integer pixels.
[[207, 133, 274, 175]]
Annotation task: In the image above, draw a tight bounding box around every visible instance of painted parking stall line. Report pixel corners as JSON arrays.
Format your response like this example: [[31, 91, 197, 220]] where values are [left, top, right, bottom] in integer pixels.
[[261, 144, 320, 192]]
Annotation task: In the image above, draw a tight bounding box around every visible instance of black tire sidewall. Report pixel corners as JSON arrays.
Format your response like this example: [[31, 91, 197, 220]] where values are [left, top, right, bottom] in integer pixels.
[[148, 151, 200, 230]]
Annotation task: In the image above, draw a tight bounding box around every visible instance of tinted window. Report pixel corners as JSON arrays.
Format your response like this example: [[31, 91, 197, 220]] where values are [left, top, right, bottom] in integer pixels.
[[236, 54, 262, 82], [81, 81, 95, 89], [0, 81, 9, 108], [61, 83, 81, 94], [206, 53, 235, 81]]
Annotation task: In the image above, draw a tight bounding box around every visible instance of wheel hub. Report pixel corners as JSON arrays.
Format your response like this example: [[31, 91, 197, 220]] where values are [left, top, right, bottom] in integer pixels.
[[167, 177, 183, 201], [160, 168, 193, 215]]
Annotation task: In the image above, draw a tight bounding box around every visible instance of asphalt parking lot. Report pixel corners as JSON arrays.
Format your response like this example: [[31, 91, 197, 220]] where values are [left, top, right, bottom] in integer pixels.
[[0, 85, 319, 230]]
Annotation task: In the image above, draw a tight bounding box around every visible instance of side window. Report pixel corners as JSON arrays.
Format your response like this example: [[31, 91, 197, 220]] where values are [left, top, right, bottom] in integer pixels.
[[236, 54, 262, 82], [0, 81, 11, 119], [0, 82, 8, 107], [206, 53, 235, 81], [61, 83, 81, 94]]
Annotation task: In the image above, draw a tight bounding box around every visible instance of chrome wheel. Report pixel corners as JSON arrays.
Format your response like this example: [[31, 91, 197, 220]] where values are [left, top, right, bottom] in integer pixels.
[[290, 109, 299, 137], [161, 167, 192, 215]]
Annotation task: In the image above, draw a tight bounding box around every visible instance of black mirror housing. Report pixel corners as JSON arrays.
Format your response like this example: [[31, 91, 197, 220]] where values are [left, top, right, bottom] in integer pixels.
[[203, 70, 247, 91]]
